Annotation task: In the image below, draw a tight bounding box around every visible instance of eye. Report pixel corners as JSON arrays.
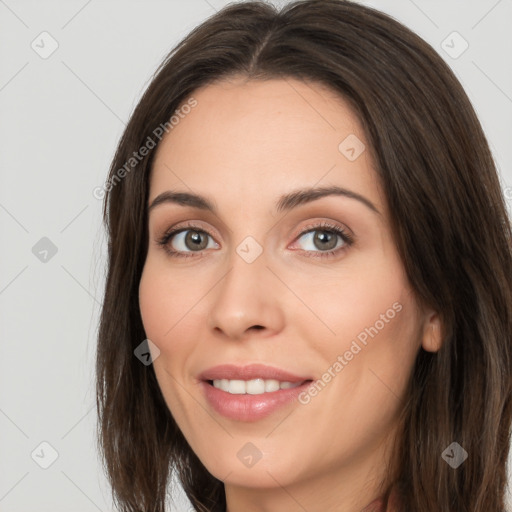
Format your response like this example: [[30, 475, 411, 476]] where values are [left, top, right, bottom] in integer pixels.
[[156, 221, 354, 259], [157, 223, 219, 258], [291, 222, 354, 258]]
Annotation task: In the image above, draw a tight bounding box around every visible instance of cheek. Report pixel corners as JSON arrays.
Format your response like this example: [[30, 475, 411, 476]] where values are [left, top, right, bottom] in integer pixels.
[[138, 265, 198, 422], [139, 275, 171, 340], [297, 289, 418, 467], [139, 262, 196, 341], [293, 253, 411, 354], [294, 252, 419, 419], [138, 264, 197, 409], [138, 261, 208, 379]]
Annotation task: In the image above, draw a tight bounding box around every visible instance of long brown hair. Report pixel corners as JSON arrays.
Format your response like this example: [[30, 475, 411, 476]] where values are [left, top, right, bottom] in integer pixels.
[[95, 1, 512, 510]]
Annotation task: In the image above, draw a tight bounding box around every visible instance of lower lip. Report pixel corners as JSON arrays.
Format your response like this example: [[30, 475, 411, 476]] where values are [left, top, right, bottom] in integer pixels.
[[200, 380, 312, 422]]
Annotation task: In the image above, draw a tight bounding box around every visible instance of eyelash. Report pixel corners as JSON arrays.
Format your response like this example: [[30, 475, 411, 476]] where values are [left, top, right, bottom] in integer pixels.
[[156, 221, 354, 259]]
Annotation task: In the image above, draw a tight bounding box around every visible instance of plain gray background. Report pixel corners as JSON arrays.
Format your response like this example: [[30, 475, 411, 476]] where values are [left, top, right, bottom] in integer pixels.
[[1, 0, 511, 510]]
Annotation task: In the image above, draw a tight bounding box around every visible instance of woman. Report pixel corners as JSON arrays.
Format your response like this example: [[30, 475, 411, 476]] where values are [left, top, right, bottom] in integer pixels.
[[95, 1, 512, 511]]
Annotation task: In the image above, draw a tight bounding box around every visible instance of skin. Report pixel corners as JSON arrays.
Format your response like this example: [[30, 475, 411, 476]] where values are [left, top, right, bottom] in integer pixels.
[[138, 76, 442, 512]]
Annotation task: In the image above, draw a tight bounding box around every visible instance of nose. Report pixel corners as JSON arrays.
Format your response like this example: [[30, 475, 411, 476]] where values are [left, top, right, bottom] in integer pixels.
[[207, 249, 285, 341]]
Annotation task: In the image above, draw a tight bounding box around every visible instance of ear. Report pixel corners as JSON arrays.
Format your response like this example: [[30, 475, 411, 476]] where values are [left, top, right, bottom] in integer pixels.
[[421, 311, 443, 353]]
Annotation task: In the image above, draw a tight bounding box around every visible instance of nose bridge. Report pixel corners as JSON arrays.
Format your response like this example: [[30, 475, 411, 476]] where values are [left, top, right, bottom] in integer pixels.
[[207, 240, 284, 339]]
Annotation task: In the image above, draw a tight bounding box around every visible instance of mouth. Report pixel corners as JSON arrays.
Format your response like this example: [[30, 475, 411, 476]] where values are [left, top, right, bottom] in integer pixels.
[[197, 363, 315, 421], [204, 378, 313, 395], [200, 377, 314, 422]]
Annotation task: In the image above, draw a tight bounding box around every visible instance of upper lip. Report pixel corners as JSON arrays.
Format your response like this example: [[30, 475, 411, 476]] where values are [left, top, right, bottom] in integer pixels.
[[198, 363, 312, 383]]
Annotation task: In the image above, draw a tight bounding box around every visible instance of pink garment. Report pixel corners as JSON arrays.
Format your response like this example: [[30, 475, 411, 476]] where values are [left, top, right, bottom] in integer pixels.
[[361, 486, 400, 512]]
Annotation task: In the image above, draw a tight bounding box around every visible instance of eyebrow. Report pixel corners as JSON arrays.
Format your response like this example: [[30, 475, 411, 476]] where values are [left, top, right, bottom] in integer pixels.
[[147, 185, 380, 216]]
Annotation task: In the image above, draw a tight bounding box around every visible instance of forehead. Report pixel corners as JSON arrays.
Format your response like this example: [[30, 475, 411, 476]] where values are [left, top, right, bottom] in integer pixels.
[[150, 77, 383, 214]]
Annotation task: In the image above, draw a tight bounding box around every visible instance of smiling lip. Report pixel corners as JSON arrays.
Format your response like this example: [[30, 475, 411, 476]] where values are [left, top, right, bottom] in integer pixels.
[[198, 363, 311, 382], [198, 363, 314, 422]]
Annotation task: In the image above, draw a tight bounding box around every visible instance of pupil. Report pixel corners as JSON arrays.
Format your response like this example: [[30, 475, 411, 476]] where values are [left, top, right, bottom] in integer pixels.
[[315, 231, 336, 250], [187, 231, 207, 250]]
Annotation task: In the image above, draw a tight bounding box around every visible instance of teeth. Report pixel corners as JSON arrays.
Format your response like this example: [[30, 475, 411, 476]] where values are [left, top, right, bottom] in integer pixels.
[[212, 378, 303, 394]]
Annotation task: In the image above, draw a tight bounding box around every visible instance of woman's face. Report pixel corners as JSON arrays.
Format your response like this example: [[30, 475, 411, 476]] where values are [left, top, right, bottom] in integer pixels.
[[139, 77, 439, 508]]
